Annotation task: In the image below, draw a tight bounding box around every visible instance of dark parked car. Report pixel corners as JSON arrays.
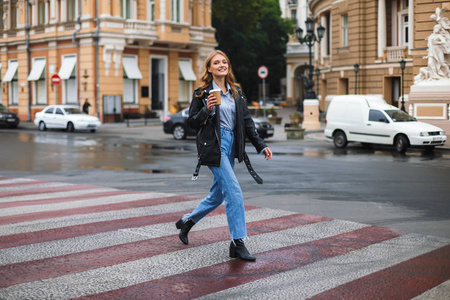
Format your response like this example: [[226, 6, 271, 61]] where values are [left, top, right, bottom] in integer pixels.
[[163, 108, 196, 140], [163, 108, 274, 140], [0, 104, 20, 128]]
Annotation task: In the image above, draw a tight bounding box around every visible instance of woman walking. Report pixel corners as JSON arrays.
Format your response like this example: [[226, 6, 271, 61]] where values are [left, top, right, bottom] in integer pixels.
[[175, 50, 272, 261]]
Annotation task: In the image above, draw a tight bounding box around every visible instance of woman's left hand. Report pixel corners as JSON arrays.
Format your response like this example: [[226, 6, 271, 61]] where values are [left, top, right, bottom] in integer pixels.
[[263, 148, 272, 160]]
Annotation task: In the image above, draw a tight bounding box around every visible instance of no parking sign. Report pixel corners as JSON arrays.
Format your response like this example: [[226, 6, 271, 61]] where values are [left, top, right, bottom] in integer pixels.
[[258, 66, 268, 79]]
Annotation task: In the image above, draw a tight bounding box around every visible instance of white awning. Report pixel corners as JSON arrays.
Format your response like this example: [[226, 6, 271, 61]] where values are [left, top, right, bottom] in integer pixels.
[[123, 57, 143, 79], [27, 59, 46, 81], [58, 56, 77, 80], [2, 61, 18, 82], [179, 60, 197, 81]]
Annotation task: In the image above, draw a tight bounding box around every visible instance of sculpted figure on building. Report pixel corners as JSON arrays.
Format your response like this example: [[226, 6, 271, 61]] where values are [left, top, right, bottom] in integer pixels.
[[415, 8, 450, 84]]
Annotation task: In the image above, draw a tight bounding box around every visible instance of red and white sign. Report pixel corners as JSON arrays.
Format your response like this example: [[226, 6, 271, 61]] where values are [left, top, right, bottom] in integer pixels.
[[258, 65, 268, 79], [51, 74, 61, 85]]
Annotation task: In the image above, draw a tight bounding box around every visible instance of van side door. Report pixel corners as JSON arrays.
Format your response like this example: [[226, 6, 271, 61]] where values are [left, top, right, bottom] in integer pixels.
[[364, 109, 393, 145]]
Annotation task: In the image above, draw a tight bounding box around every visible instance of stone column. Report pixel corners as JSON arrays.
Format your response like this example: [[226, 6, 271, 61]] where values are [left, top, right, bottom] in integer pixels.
[[320, 14, 328, 64], [408, 0, 414, 54], [377, 0, 386, 59]]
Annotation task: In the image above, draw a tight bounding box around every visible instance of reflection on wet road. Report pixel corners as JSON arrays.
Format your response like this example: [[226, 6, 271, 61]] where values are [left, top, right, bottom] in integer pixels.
[[3, 131, 196, 173], [2, 130, 450, 173]]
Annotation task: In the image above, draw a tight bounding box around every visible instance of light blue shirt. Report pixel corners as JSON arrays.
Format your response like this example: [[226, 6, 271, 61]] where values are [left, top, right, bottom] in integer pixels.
[[211, 80, 236, 130], [210, 81, 267, 155]]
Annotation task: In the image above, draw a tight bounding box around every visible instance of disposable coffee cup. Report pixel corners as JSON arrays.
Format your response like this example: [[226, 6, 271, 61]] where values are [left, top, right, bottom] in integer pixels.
[[210, 89, 221, 105]]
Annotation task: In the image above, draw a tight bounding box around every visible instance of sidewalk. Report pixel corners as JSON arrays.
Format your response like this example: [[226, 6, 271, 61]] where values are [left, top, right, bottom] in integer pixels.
[[16, 106, 449, 149]]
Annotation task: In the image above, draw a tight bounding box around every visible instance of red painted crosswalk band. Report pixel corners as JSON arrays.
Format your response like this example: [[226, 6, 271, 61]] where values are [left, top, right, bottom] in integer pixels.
[[0, 178, 449, 299]]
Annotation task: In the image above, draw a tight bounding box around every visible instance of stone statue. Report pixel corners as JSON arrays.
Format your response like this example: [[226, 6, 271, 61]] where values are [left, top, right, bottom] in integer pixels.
[[415, 8, 450, 85]]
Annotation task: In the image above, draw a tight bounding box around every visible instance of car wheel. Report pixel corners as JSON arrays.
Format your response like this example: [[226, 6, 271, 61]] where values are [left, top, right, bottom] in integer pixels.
[[67, 122, 75, 132], [173, 124, 186, 140], [39, 121, 47, 131], [394, 135, 409, 153], [333, 131, 348, 148]]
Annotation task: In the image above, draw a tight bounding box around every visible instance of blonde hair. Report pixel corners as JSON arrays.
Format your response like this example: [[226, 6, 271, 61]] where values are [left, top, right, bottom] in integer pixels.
[[198, 50, 241, 99]]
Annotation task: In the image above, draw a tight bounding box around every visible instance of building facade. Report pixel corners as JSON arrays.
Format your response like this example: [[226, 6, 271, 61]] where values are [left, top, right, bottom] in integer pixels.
[[284, 0, 450, 134], [0, 0, 216, 122]]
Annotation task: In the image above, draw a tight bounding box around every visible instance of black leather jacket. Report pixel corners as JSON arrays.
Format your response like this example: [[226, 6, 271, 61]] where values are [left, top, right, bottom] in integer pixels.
[[187, 83, 267, 183]]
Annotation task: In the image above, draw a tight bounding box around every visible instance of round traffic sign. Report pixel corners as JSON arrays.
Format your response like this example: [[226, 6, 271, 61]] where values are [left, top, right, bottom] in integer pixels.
[[51, 74, 61, 85], [258, 66, 268, 79]]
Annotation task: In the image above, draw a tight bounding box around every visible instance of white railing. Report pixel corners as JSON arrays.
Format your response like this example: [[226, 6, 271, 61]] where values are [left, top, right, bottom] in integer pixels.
[[287, 43, 310, 54], [190, 27, 204, 41], [386, 46, 407, 62], [124, 20, 156, 35]]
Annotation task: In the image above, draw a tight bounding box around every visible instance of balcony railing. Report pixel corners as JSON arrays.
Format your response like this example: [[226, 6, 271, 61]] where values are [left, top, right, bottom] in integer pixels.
[[286, 43, 310, 54], [124, 20, 156, 35], [190, 27, 204, 41], [386, 46, 407, 62]]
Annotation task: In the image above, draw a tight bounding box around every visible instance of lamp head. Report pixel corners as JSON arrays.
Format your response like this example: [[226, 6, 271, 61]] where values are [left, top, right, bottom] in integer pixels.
[[296, 27, 304, 43], [399, 59, 406, 70], [354, 64, 359, 73], [305, 18, 314, 34], [317, 24, 326, 40]]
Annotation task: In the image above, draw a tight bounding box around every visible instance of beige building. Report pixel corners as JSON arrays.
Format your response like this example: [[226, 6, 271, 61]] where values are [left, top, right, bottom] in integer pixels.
[[0, 0, 216, 122], [283, 0, 450, 133]]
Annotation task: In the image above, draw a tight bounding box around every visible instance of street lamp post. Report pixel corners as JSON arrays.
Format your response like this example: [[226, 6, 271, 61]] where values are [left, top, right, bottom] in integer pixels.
[[399, 59, 406, 112], [315, 68, 320, 99], [296, 18, 325, 100], [354, 64, 359, 95]]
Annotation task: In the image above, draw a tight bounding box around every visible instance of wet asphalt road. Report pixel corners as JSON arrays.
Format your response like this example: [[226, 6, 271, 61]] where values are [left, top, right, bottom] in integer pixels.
[[1, 123, 450, 239]]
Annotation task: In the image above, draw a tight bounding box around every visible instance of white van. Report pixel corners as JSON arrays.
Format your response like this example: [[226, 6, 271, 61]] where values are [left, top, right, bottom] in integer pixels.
[[324, 95, 447, 153]]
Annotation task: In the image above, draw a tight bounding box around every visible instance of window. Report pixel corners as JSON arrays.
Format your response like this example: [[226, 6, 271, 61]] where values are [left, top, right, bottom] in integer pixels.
[[148, 0, 155, 21], [58, 56, 77, 104], [3, 60, 19, 105], [28, 58, 47, 105], [178, 60, 196, 102], [122, 56, 142, 104], [38, 0, 45, 25], [171, 0, 181, 23], [121, 0, 131, 19], [67, 0, 76, 21], [55, 108, 64, 115], [369, 110, 387, 122], [45, 107, 54, 114], [291, 9, 297, 26], [0, 1, 4, 31], [10, 0, 18, 29], [402, 15, 409, 46], [342, 14, 348, 47]]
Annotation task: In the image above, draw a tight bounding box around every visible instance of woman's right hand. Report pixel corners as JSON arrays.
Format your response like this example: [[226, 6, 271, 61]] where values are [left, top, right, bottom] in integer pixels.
[[206, 94, 217, 113]]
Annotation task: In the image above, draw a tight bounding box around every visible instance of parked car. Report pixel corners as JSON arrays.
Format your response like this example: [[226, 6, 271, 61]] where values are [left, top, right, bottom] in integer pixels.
[[34, 105, 101, 132], [253, 118, 274, 139], [163, 108, 196, 140], [163, 108, 275, 140], [325, 95, 447, 153], [0, 104, 20, 128]]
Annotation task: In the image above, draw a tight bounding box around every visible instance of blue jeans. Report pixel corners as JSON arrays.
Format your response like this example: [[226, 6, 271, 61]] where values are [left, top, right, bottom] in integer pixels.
[[187, 127, 247, 240]]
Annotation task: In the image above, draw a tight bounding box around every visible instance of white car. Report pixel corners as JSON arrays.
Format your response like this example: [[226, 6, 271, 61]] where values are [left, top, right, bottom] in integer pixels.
[[34, 105, 101, 132], [325, 95, 447, 153]]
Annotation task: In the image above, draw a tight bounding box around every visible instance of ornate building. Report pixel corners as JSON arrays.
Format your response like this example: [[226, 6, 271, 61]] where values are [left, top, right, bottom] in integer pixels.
[[0, 0, 216, 122], [283, 0, 450, 133]]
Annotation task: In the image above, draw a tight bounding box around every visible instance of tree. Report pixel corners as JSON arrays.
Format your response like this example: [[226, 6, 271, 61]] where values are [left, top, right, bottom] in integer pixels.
[[212, 0, 293, 101]]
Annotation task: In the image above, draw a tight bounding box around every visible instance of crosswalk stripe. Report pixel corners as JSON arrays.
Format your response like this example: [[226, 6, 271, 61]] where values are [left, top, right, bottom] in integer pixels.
[[0, 220, 367, 299], [0, 213, 327, 288], [0, 184, 101, 198], [309, 244, 450, 300], [0, 177, 448, 300], [0, 188, 116, 205], [0, 190, 137, 210], [0, 208, 294, 266]]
